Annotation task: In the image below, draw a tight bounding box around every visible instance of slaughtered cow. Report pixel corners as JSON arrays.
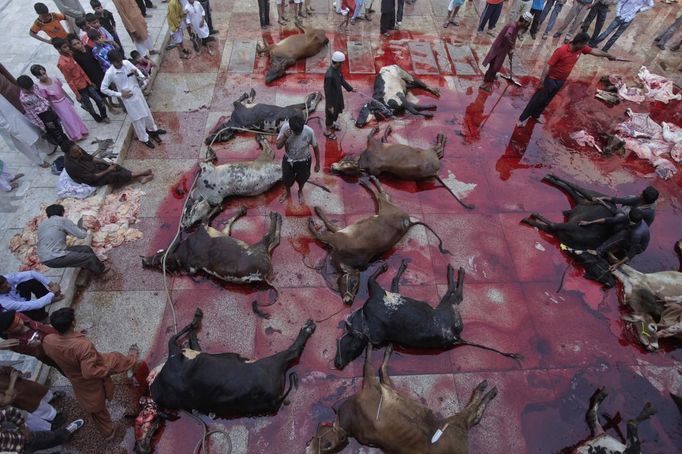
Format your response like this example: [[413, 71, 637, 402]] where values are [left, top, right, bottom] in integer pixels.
[[307, 345, 497, 454], [257, 21, 328, 84], [135, 309, 316, 453], [355, 64, 441, 128], [567, 387, 655, 454], [143, 208, 281, 295], [181, 135, 281, 228], [612, 241, 682, 350], [331, 126, 473, 209], [335, 260, 521, 369], [205, 89, 322, 144], [521, 174, 635, 287], [308, 176, 449, 305]]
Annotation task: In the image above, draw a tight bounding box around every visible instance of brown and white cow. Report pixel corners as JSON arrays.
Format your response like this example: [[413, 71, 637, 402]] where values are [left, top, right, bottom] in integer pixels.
[[612, 240, 682, 350], [257, 21, 329, 84], [306, 345, 497, 454], [308, 176, 449, 305], [331, 126, 474, 209]]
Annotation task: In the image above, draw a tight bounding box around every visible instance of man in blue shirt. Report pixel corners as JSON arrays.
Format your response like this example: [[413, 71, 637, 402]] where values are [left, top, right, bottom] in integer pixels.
[[0, 271, 64, 321], [88, 30, 115, 71], [591, 0, 653, 51]]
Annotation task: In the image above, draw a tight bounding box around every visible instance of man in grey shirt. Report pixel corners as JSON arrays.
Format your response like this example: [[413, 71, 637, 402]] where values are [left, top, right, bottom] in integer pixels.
[[37, 204, 107, 275], [276, 114, 320, 203]]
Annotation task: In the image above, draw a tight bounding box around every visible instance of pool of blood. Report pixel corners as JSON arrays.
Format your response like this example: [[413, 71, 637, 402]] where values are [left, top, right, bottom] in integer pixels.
[[125, 29, 681, 453]]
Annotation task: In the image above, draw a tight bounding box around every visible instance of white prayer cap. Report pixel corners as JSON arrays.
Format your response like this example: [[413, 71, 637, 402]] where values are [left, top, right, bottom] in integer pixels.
[[521, 12, 533, 22], [332, 51, 346, 62]]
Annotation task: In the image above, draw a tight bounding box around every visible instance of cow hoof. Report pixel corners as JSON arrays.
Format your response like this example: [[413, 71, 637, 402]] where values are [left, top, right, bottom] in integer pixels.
[[302, 319, 317, 334]]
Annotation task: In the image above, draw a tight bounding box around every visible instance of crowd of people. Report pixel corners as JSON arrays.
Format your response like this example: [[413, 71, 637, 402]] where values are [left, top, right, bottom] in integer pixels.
[[0, 0, 678, 450]]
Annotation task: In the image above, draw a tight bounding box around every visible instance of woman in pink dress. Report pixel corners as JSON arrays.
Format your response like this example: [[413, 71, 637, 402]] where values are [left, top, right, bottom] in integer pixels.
[[30, 64, 88, 141]]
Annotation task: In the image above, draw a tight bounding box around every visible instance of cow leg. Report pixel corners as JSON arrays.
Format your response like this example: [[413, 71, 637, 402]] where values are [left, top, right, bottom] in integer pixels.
[[381, 125, 392, 143], [269, 319, 316, 368], [542, 174, 600, 204], [404, 100, 433, 119], [221, 206, 247, 236], [390, 259, 408, 292], [433, 133, 446, 159], [368, 262, 388, 298], [378, 344, 395, 388], [445, 264, 465, 301], [624, 402, 656, 453], [586, 387, 608, 437], [401, 70, 440, 97], [314, 206, 341, 232], [248, 88, 256, 103], [362, 343, 377, 390], [168, 308, 204, 356], [256, 134, 275, 160], [459, 380, 497, 428], [307, 218, 334, 247], [234, 92, 250, 105], [265, 211, 282, 254], [414, 103, 438, 111]]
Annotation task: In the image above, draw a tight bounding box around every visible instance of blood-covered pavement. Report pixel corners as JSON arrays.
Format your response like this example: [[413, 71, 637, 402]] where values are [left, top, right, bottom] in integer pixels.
[[60, 1, 682, 452]]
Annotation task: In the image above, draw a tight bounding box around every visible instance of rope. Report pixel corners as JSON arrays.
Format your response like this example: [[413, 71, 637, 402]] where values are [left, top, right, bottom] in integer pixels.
[[187, 411, 233, 454]]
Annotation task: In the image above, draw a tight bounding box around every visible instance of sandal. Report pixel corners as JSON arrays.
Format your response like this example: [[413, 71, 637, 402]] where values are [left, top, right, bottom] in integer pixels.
[[323, 132, 337, 140]]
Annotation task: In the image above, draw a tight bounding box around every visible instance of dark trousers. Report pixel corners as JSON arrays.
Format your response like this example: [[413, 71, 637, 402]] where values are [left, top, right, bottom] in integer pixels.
[[397, 0, 405, 22], [25, 428, 70, 452], [591, 16, 631, 51], [43, 245, 106, 275], [581, 2, 609, 42], [199, 0, 215, 32], [282, 156, 311, 188], [325, 106, 340, 127], [78, 86, 107, 122], [519, 76, 565, 122], [656, 15, 682, 46], [15, 279, 50, 322], [135, 0, 147, 16], [478, 3, 503, 31], [37, 110, 67, 147], [380, 12, 395, 33], [483, 55, 504, 83], [258, 0, 271, 26], [111, 32, 124, 52], [530, 8, 543, 36]]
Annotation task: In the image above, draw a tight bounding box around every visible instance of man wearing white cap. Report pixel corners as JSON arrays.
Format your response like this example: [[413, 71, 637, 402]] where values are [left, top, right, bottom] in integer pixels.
[[479, 13, 532, 93], [323, 51, 353, 141]]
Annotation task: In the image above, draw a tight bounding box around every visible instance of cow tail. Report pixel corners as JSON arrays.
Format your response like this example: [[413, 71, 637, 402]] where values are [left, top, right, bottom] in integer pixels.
[[435, 176, 475, 210], [409, 221, 452, 255], [278, 372, 299, 406], [250, 281, 279, 319], [459, 339, 523, 364]]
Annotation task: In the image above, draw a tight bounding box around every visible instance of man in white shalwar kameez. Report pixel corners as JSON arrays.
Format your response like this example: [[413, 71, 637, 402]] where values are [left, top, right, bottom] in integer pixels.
[[100, 50, 165, 149], [185, 0, 213, 53], [0, 96, 51, 167]]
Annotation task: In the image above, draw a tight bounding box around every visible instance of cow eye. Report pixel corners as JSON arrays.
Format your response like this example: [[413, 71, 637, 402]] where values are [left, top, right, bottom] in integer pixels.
[[323, 441, 332, 449], [648, 323, 656, 332]]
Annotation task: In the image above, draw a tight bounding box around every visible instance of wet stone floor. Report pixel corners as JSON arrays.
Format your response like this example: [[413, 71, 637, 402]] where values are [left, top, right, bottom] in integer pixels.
[[61, 1, 682, 453]]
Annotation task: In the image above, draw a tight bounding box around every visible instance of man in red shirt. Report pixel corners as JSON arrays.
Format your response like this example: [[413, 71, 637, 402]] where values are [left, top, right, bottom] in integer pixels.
[[53, 38, 109, 123], [517, 32, 614, 127]]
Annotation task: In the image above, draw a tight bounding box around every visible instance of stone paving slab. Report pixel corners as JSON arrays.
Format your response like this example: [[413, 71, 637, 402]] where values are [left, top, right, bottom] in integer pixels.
[[408, 41, 440, 75], [228, 39, 257, 73], [347, 40, 376, 74]]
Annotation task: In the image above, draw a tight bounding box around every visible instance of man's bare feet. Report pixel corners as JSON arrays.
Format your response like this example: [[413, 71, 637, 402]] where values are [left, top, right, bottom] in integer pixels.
[[279, 190, 291, 203], [9, 173, 24, 182], [297, 188, 305, 204], [139, 174, 154, 184]]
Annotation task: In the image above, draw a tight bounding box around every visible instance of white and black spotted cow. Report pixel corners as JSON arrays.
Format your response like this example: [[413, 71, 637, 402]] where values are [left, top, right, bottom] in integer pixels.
[[355, 65, 441, 128], [205, 89, 322, 144]]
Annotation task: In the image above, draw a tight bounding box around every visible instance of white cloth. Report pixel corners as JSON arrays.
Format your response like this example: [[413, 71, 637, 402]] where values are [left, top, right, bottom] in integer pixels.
[[101, 61, 154, 125], [57, 168, 97, 199], [184, 2, 209, 39], [0, 96, 50, 165], [25, 391, 56, 432], [134, 36, 153, 57], [132, 115, 158, 143]]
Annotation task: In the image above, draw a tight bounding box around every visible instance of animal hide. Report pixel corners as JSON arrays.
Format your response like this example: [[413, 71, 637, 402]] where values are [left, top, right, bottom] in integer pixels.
[[9, 189, 144, 272], [570, 130, 602, 152], [637, 66, 681, 104]]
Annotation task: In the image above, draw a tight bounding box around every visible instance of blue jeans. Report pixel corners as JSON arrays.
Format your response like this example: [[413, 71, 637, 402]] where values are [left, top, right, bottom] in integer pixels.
[[592, 16, 631, 51], [581, 2, 610, 42], [352, 0, 364, 19], [539, 0, 563, 34], [478, 3, 504, 31]]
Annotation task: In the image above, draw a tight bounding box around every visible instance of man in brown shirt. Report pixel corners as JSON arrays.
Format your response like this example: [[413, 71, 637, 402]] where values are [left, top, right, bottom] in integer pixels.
[[0, 310, 59, 369], [0, 64, 23, 113], [42, 308, 139, 440]]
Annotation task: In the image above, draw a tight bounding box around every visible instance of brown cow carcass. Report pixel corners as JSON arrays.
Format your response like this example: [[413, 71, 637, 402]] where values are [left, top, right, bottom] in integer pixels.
[[308, 176, 449, 305], [257, 21, 328, 84], [331, 126, 474, 208], [306, 345, 497, 454]]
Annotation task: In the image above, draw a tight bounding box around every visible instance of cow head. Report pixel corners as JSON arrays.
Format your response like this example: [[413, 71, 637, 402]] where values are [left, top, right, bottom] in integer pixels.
[[306, 422, 349, 454], [334, 312, 368, 369], [330, 155, 361, 176], [304, 92, 323, 112], [622, 313, 659, 351], [355, 103, 375, 128], [265, 56, 295, 84], [355, 101, 394, 128], [180, 197, 212, 230], [141, 249, 180, 271], [338, 272, 360, 305]]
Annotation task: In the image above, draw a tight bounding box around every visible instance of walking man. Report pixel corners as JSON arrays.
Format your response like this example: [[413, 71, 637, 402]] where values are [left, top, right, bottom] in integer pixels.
[[580, 0, 616, 44], [538, 0, 566, 39], [37, 204, 108, 276], [277, 114, 320, 203], [478, 0, 506, 35], [655, 13, 682, 51], [380, 0, 395, 36], [480, 13, 532, 92], [112, 0, 156, 57], [0, 270, 64, 321], [42, 308, 139, 441], [100, 50, 165, 149], [53, 0, 87, 34], [553, 0, 593, 43], [517, 32, 614, 127], [590, 0, 653, 51], [323, 51, 354, 140]]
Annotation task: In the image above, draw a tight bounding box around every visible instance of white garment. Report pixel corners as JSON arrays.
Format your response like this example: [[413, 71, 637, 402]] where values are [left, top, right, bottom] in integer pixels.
[[101, 61, 157, 141], [57, 168, 97, 198], [132, 115, 158, 143], [25, 391, 56, 432], [184, 1, 210, 39], [134, 36, 153, 57], [0, 161, 13, 192], [0, 96, 50, 165]]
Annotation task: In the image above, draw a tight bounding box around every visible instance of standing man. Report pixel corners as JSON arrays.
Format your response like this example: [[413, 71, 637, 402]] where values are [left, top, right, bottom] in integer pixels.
[[258, 0, 271, 29], [199, 0, 219, 35], [112, 0, 157, 57], [480, 13, 532, 93], [42, 308, 139, 441], [276, 114, 320, 203], [380, 0, 396, 36], [0, 310, 59, 369], [53, 0, 87, 34], [517, 32, 615, 127], [553, 0, 593, 43], [167, 0, 190, 58], [590, 0, 653, 51], [0, 407, 83, 452], [29, 3, 69, 44], [580, 0, 616, 45], [323, 51, 353, 140], [38, 204, 108, 276], [655, 13, 682, 51], [478, 0, 506, 35], [0, 64, 24, 113], [54, 38, 109, 124], [17, 75, 68, 149], [538, 0, 566, 39], [101, 50, 165, 149], [0, 96, 52, 167], [0, 270, 63, 321], [90, 0, 124, 50], [90, 30, 117, 71]]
